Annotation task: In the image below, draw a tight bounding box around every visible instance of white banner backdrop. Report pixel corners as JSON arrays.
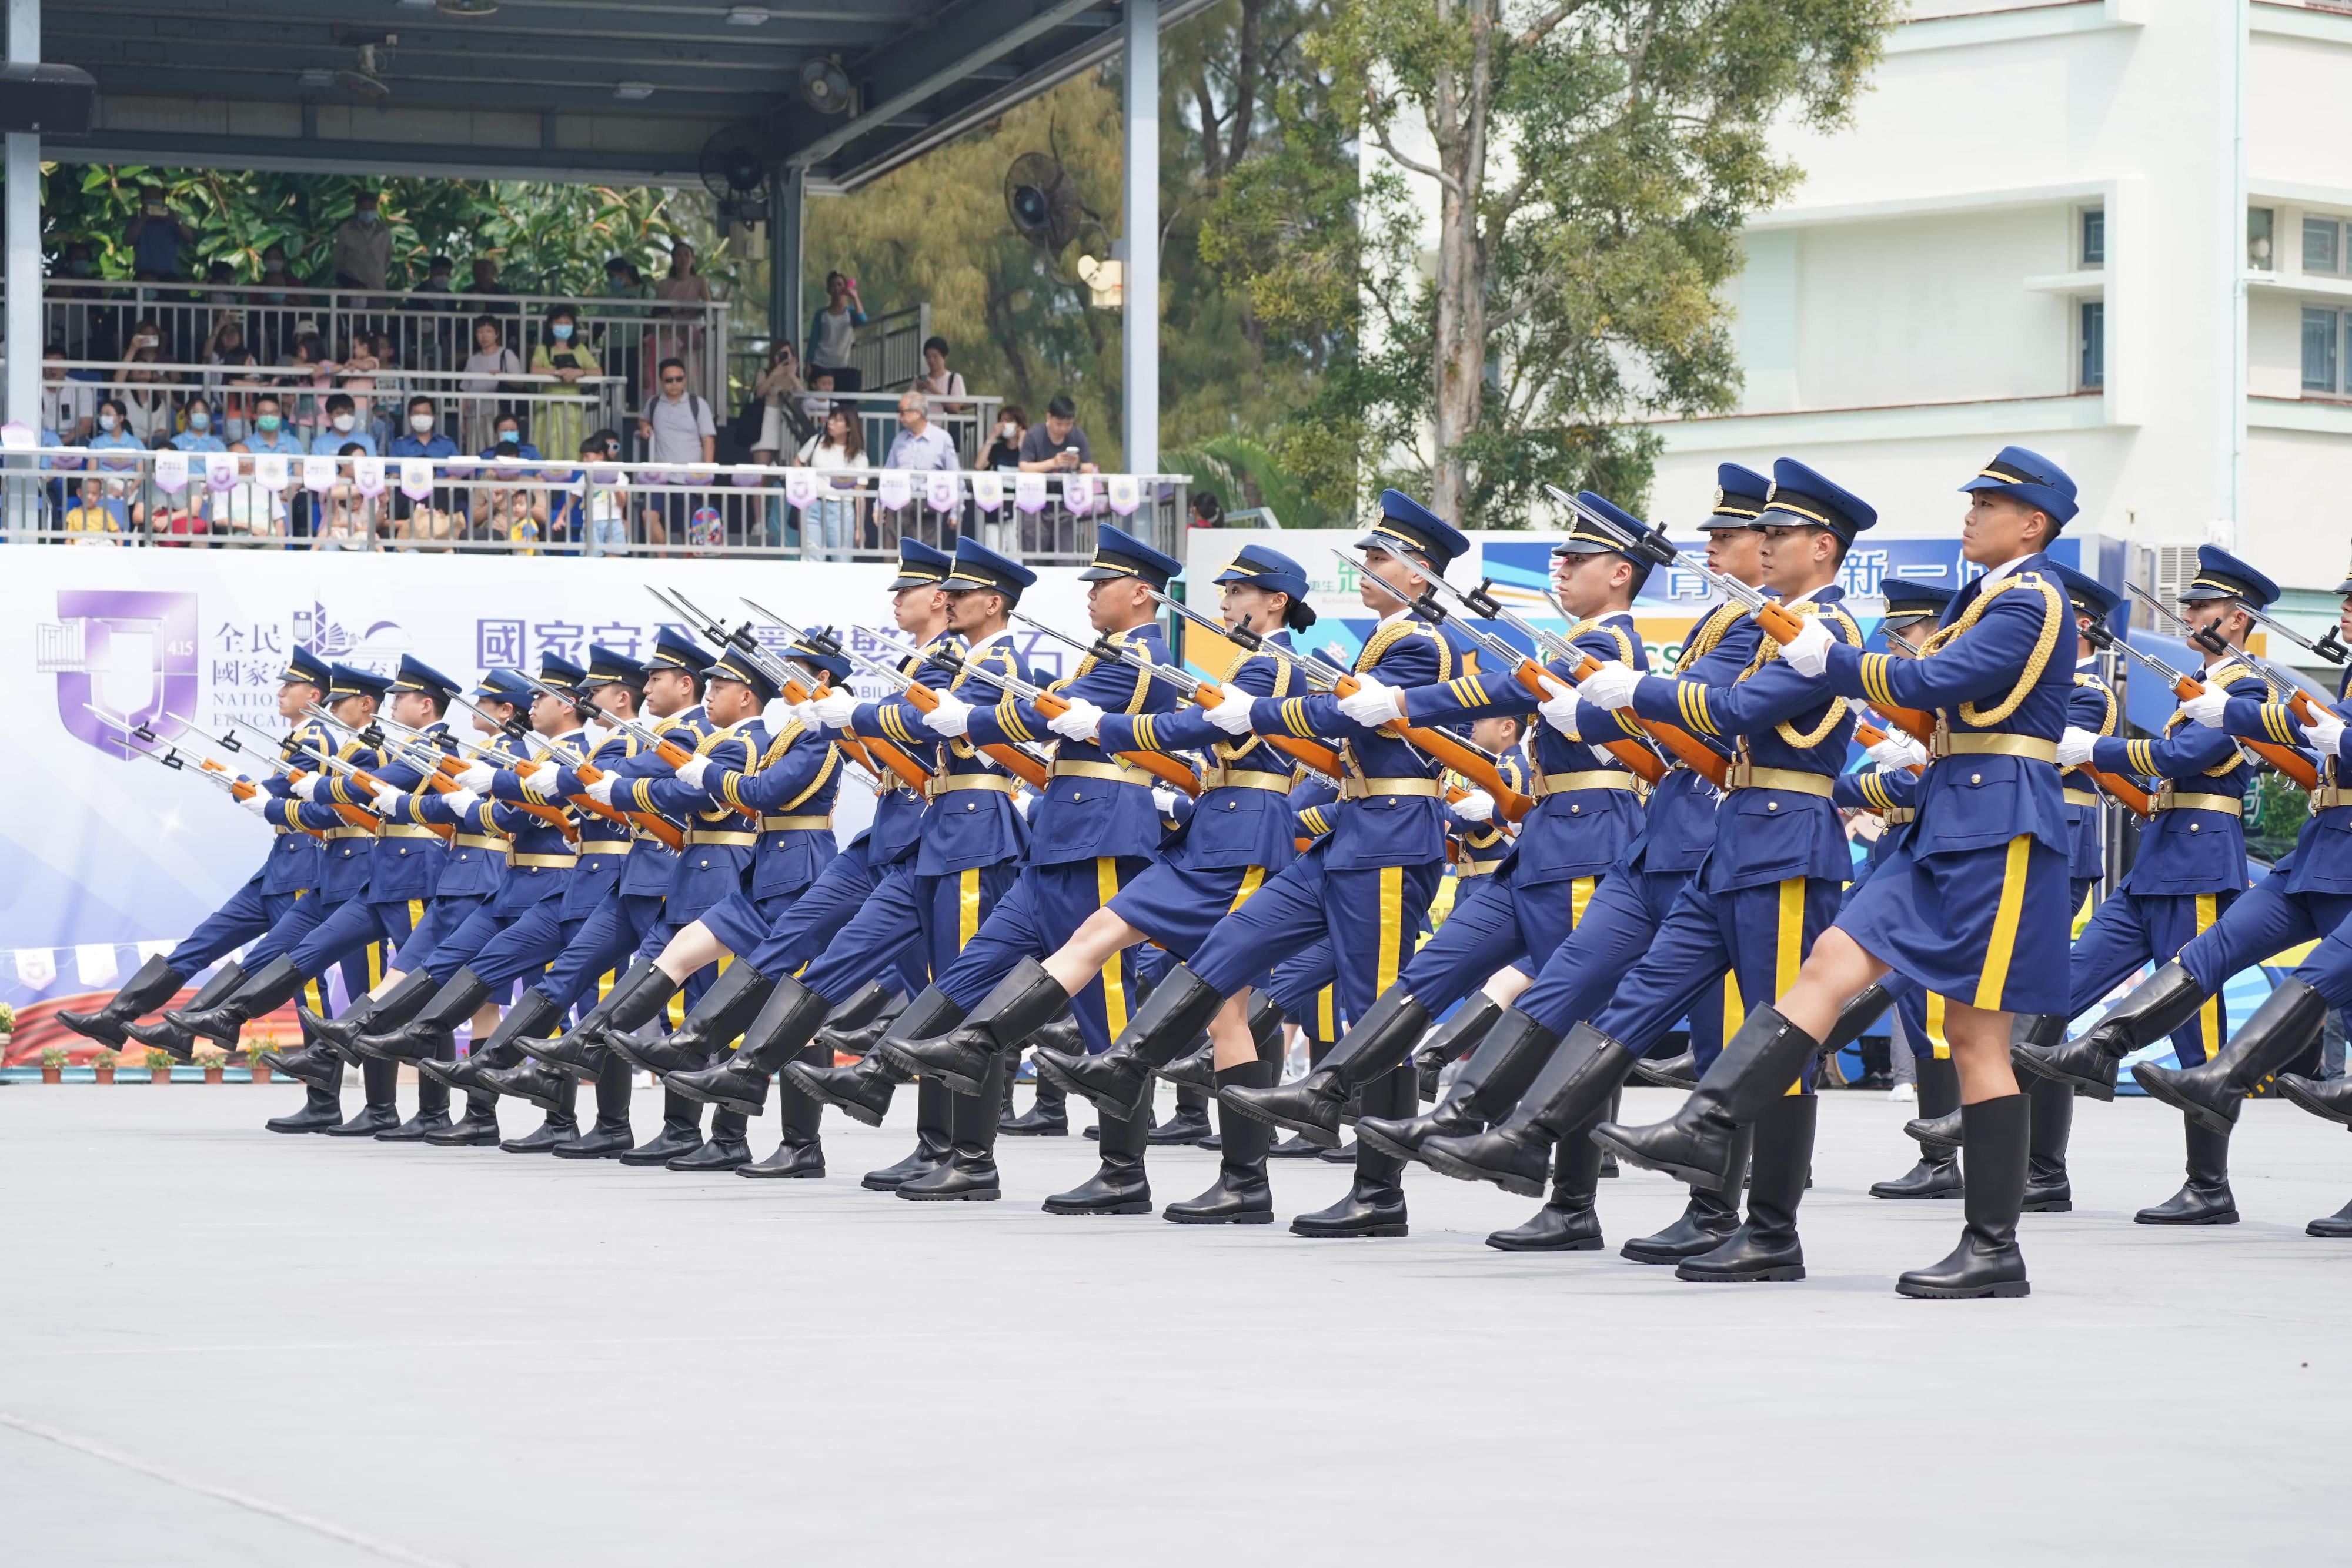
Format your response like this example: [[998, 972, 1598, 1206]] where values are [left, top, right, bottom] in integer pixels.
[[0, 546, 1095, 973]]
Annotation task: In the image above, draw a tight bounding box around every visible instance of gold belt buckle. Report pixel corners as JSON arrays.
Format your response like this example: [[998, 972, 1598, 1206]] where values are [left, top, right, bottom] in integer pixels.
[[1724, 756, 1754, 790]]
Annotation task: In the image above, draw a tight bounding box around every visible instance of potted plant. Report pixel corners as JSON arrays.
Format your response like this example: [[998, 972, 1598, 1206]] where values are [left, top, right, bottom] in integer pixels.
[[92, 1047, 118, 1085], [0, 1000, 15, 1056], [40, 1045, 67, 1085], [244, 1039, 273, 1085], [195, 1044, 228, 1085], [145, 1046, 174, 1085]]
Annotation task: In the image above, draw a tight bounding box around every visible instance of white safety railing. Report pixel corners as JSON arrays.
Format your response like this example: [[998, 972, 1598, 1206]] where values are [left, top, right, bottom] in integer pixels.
[[1, 446, 1192, 566], [23, 278, 732, 413]]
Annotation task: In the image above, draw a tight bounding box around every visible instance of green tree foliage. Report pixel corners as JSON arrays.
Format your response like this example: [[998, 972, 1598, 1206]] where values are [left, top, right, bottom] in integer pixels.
[[1207, 0, 1894, 527]]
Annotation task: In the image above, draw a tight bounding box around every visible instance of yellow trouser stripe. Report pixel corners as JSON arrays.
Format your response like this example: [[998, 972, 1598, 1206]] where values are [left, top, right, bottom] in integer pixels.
[[302, 978, 325, 1015], [1778, 878, 1806, 1095], [1316, 983, 1335, 1043], [596, 967, 616, 1002], [1722, 970, 1742, 1041], [1973, 835, 2034, 1011], [1095, 857, 1129, 1038], [1227, 865, 1265, 915], [1375, 865, 1406, 995], [1925, 991, 1950, 1061], [959, 868, 982, 950], [1571, 875, 1595, 930], [2193, 892, 2220, 1060], [366, 940, 384, 991]]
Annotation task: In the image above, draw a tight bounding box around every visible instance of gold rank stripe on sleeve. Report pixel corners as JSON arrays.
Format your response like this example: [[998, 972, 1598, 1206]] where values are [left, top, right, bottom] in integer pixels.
[[1299, 805, 1330, 836], [994, 696, 1037, 743], [1445, 675, 1485, 708], [1280, 697, 1314, 737], [1858, 652, 1896, 711], [2126, 737, 2156, 777], [877, 704, 919, 748], [2261, 703, 2298, 747], [1131, 713, 1158, 752], [1674, 680, 1716, 738]]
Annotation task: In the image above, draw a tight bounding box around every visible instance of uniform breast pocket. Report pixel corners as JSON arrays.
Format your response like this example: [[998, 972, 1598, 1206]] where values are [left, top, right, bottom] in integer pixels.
[[1726, 793, 1812, 873], [1937, 766, 2020, 830]]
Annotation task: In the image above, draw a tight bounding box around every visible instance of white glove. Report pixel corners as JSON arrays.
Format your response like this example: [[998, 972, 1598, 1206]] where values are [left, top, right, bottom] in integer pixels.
[[586, 774, 617, 807], [1865, 732, 1928, 770], [1152, 785, 1181, 817], [2307, 713, 2347, 759], [291, 773, 321, 800], [1205, 683, 1257, 735], [1336, 674, 1404, 727], [1452, 788, 1495, 824], [2056, 726, 2098, 768], [676, 754, 711, 790], [1050, 697, 1105, 743], [2177, 687, 2230, 729], [1576, 660, 1641, 711], [808, 690, 860, 729], [239, 791, 270, 817], [1779, 613, 1833, 677], [455, 760, 497, 791], [369, 784, 405, 815], [920, 692, 973, 737], [1537, 688, 1583, 740], [439, 785, 480, 816], [522, 760, 562, 794]]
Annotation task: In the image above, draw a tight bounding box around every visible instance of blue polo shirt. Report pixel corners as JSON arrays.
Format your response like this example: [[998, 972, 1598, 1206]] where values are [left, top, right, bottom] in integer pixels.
[[246, 426, 306, 459], [312, 429, 377, 457], [387, 433, 460, 460]]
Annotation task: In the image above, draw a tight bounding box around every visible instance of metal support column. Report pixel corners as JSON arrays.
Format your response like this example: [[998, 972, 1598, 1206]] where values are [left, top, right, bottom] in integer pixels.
[[770, 166, 804, 370], [1121, 0, 1158, 482], [5, 0, 41, 438]]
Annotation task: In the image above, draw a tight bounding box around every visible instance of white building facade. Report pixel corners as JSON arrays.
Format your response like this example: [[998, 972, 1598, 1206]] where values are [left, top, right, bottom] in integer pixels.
[[1652, 0, 2352, 603]]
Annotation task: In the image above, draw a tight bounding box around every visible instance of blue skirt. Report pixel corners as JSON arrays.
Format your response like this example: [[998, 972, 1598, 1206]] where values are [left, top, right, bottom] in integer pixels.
[[1836, 835, 2072, 1016]]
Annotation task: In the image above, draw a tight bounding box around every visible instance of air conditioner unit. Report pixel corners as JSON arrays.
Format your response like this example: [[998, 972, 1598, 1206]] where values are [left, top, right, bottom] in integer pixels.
[[2130, 543, 2201, 630]]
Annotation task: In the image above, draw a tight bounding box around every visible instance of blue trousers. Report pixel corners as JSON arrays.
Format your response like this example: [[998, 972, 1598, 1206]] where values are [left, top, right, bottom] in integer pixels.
[[167, 876, 299, 972], [218, 886, 368, 1016], [741, 841, 925, 991], [2070, 887, 2240, 1067], [1188, 845, 1445, 1030], [796, 858, 1020, 1006], [1266, 941, 1341, 1041], [286, 893, 427, 994], [2176, 873, 2352, 1010], [936, 857, 1152, 1054], [1395, 865, 1600, 1017], [392, 892, 492, 976], [531, 891, 669, 1012], [415, 898, 580, 994], [1512, 868, 1725, 1066]]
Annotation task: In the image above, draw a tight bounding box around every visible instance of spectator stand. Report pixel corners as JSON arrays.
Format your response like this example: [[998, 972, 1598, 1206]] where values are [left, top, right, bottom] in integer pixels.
[[0, 444, 1192, 567], [728, 304, 933, 411]]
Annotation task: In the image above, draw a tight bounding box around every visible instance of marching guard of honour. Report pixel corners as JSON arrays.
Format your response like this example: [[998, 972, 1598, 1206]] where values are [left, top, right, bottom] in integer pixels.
[[64, 452, 2352, 1299]]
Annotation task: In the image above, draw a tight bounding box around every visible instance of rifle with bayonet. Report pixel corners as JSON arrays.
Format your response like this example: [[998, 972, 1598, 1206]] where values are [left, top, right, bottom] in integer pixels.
[[1011, 611, 1345, 785], [2129, 583, 2340, 732], [1148, 584, 1530, 819], [234, 716, 453, 838], [89, 708, 336, 840], [166, 711, 382, 831], [482, 673, 693, 847], [2089, 591, 2318, 789], [647, 587, 924, 794]]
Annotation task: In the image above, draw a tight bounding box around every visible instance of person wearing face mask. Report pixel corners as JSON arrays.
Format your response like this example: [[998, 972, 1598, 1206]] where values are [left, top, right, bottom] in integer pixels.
[[332, 190, 392, 292], [531, 304, 600, 460], [983, 404, 1027, 472], [205, 318, 260, 439], [310, 393, 378, 460], [387, 395, 460, 544], [125, 185, 196, 282], [472, 416, 547, 545]]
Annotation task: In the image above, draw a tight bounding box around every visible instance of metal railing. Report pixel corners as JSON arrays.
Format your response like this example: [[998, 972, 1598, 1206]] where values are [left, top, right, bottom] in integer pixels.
[[2, 446, 1191, 565], [22, 278, 731, 413], [731, 302, 931, 403], [748, 388, 1004, 470]]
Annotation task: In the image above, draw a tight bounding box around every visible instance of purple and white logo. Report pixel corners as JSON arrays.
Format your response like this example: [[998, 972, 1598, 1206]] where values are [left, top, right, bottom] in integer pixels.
[[38, 590, 200, 754]]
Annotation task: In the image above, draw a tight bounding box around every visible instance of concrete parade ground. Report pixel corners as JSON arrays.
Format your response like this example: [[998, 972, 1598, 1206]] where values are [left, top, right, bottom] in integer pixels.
[[4, 1081, 2347, 1567]]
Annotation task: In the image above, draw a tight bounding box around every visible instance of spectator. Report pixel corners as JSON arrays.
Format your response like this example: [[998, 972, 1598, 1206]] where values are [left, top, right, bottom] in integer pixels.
[[253, 245, 302, 304], [602, 256, 648, 300], [169, 401, 228, 459], [982, 404, 1026, 471], [54, 241, 109, 359], [389, 394, 461, 546], [336, 332, 383, 443], [460, 314, 523, 447], [472, 412, 547, 546], [315, 442, 378, 550], [796, 366, 838, 433], [565, 430, 631, 557], [795, 406, 868, 563], [531, 304, 600, 460], [204, 317, 262, 440], [469, 256, 508, 296], [751, 340, 804, 464], [42, 347, 95, 446], [125, 185, 196, 281], [118, 347, 173, 447], [1190, 489, 1225, 528], [64, 477, 125, 545], [636, 356, 716, 551], [595, 259, 648, 410], [245, 393, 303, 460], [416, 254, 457, 298], [311, 392, 376, 457], [89, 398, 144, 463], [914, 335, 968, 413], [806, 270, 867, 392], [283, 332, 333, 442], [884, 390, 958, 476], [212, 444, 288, 544], [649, 241, 712, 394], [1017, 394, 1098, 473], [332, 190, 392, 292]]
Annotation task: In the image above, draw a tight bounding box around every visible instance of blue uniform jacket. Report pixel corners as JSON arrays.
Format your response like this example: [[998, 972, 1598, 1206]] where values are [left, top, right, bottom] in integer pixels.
[[257, 717, 333, 894], [1631, 587, 1861, 893], [1247, 613, 1455, 872], [1292, 775, 1339, 847], [704, 719, 844, 901], [1625, 601, 1760, 876], [2063, 663, 2119, 882], [850, 632, 1031, 876], [2089, 657, 2266, 897], [601, 705, 706, 896], [322, 721, 455, 904], [516, 724, 640, 921], [2220, 666, 2352, 895], [1448, 743, 1527, 877], [1829, 556, 2077, 861], [1100, 631, 1305, 874], [1402, 610, 1650, 885], [646, 718, 765, 921], [861, 644, 940, 868], [965, 623, 1182, 867], [272, 732, 389, 901], [395, 729, 519, 904]]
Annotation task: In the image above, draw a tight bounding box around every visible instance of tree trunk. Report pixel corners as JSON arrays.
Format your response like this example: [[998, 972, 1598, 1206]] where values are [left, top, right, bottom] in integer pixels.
[[1426, 0, 1495, 523]]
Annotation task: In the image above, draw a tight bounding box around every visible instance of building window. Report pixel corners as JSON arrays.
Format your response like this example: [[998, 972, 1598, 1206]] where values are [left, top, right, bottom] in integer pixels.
[[2080, 208, 2105, 268], [2250, 206, 2276, 272], [2307, 216, 2346, 276], [2080, 299, 2105, 390], [2306, 306, 2344, 394]]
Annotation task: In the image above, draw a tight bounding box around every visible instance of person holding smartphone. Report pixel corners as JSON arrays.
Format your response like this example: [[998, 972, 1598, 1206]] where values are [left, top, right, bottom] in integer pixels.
[[1016, 394, 1099, 474]]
